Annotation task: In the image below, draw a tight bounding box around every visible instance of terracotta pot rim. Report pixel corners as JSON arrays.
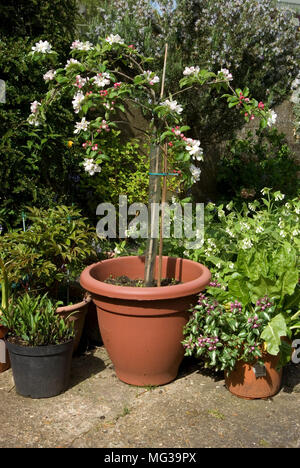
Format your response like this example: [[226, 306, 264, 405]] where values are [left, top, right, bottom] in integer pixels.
[[56, 293, 92, 313], [80, 255, 211, 301]]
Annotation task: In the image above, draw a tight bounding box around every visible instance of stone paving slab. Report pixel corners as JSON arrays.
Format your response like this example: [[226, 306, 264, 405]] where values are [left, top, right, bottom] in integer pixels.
[[0, 346, 299, 448]]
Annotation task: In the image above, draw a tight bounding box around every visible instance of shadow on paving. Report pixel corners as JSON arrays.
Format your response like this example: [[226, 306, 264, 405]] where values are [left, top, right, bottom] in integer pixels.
[[68, 348, 106, 389]]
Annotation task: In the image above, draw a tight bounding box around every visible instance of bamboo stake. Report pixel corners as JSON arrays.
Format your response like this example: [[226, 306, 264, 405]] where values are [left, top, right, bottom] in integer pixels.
[[157, 144, 168, 287], [144, 43, 169, 287], [157, 44, 169, 287], [144, 143, 161, 286]]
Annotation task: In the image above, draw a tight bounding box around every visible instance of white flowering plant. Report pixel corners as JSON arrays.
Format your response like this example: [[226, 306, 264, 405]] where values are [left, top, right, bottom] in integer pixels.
[[179, 190, 300, 367], [28, 36, 275, 285]]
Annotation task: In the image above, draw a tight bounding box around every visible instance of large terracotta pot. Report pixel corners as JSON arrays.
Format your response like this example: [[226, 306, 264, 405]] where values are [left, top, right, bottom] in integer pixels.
[[0, 325, 10, 373], [225, 353, 283, 399], [80, 256, 211, 386], [56, 294, 91, 353]]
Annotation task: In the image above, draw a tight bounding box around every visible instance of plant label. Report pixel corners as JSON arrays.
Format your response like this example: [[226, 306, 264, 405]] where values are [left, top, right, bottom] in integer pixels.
[[0, 340, 6, 363], [252, 363, 266, 378]]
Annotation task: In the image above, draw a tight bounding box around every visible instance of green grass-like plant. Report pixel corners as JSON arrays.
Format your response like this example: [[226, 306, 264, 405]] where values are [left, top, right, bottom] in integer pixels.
[[0, 293, 74, 347]]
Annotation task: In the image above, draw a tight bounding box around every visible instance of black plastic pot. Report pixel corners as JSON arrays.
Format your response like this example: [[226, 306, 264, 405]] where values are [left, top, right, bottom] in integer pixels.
[[6, 339, 74, 399]]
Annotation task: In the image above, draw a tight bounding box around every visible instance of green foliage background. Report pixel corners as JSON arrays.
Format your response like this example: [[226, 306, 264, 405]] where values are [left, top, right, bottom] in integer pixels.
[[0, 0, 299, 229], [0, 0, 80, 226], [78, 0, 300, 201]]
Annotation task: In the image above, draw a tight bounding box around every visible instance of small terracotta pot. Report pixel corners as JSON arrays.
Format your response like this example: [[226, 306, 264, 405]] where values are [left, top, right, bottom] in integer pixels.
[[80, 256, 211, 386], [0, 325, 10, 373], [56, 294, 91, 353], [225, 354, 283, 399]]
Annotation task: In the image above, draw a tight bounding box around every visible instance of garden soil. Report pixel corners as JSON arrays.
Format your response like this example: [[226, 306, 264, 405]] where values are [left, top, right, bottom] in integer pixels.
[[0, 345, 299, 449]]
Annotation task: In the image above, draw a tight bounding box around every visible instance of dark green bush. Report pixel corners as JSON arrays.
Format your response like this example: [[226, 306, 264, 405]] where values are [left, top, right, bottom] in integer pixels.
[[0, 0, 78, 56], [0, 205, 99, 298], [0, 1, 80, 227], [216, 128, 299, 203]]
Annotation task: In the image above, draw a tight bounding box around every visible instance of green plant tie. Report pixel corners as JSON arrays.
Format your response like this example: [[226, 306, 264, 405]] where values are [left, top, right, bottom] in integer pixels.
[[149, 172, 180, 176]]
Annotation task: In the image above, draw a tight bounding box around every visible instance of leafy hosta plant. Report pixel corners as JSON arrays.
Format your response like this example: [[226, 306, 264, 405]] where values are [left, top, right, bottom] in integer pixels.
[[0, 293, 74, 347], [27, 35, 276, 285]]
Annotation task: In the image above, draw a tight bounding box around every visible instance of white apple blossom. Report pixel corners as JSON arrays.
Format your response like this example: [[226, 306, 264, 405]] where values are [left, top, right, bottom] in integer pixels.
[[74, 117, 90, 134], [30, 100, 41, 114], [72, 91, 85, 113], [190, 163, 201, 183], [92, 73, 111, 87], [27, 114, 41, 126], [105, 34, 124, 45], [185, 138, 203, 161], [43, 69, 56, 82], [83, 158, 101, 176], [65, 59, 81, 69], [71, 40, 93, 51], [31, 40, 52, 53], [161, 99, 183, 114], [267, 109, 277, 127], [74, 75, 89, 89], [143, 70, 160, 85], [218, 68, 233, 81], [183, 66, 200, 76]]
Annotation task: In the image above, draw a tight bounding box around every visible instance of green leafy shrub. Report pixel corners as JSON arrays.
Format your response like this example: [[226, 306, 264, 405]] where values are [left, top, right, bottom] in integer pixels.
[[71, 130, 150, 219], [0, 0, 79, 56], [0, 293, 74, 346], [0, 1, 80, 226], [181, 190, 300, 371], [0, 205, 100, 297], [164, 190, 299, 331]]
